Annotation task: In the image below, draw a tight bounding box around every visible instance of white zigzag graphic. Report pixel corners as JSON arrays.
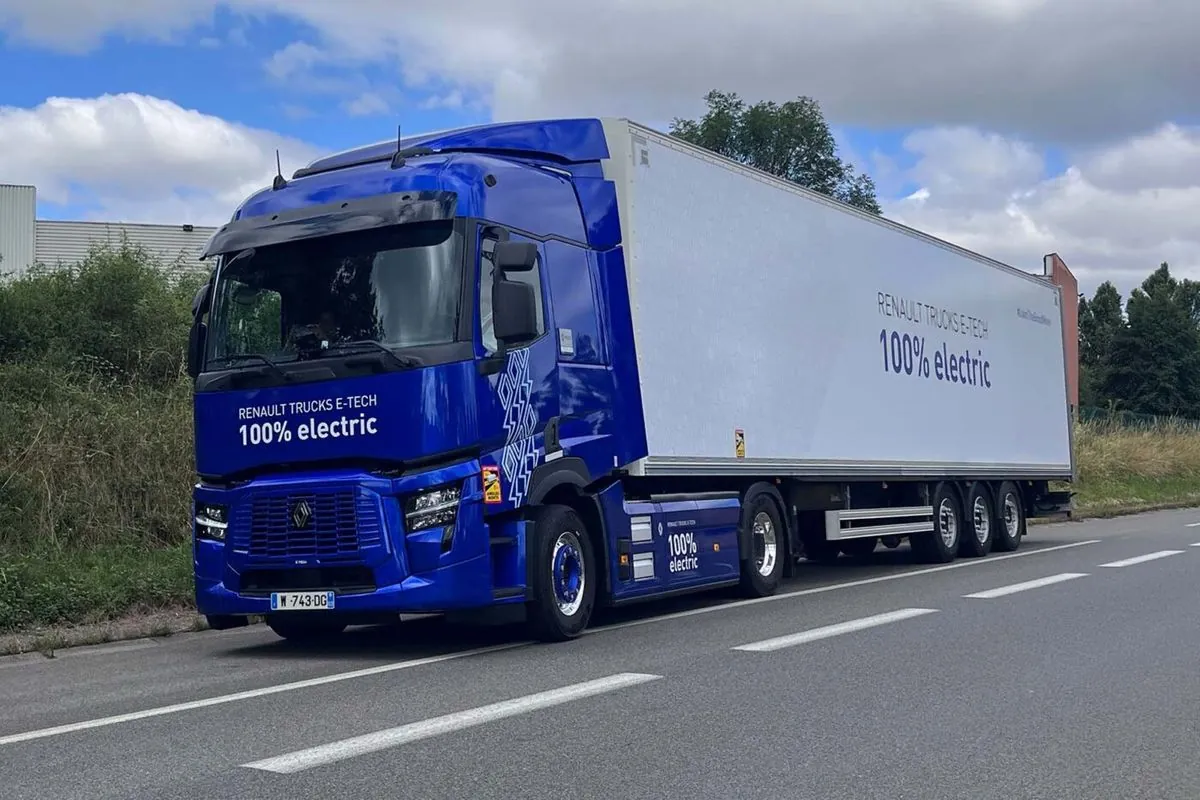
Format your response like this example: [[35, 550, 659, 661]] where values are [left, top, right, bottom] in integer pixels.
[[497, 348, 540, 505]]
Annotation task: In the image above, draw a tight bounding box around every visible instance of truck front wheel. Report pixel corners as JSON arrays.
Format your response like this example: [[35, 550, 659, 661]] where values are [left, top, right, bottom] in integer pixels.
[[526, 504, 596, 642]]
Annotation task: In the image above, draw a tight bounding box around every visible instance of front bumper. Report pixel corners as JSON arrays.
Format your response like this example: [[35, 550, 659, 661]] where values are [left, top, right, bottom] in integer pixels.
[[192, 462, 497, 616]]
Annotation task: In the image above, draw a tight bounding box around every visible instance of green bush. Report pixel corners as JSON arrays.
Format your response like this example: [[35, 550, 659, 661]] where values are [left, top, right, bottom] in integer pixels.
[[0, 244, 203, 631]]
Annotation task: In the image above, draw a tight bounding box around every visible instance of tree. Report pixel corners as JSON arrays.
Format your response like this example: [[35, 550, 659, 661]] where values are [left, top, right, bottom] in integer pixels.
[[1100, 262, 1200, 417], [1077, 281, 1126, 407], [669, 90, 881, 214]]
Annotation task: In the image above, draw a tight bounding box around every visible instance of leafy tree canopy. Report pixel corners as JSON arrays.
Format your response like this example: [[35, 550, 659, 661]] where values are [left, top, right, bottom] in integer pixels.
[[669, 89, 881, 214]]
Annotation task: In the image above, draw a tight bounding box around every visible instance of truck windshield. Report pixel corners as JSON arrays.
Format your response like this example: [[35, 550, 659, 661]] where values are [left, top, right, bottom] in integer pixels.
[[205, 219, 464, 368]]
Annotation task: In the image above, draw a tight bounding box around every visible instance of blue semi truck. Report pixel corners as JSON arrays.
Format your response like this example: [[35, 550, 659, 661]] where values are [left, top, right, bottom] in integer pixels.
[[187, 117, 1075, 642]]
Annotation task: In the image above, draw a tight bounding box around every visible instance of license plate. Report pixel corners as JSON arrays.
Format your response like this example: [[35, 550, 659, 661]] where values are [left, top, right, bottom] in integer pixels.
[[270, 591, 335, 611]]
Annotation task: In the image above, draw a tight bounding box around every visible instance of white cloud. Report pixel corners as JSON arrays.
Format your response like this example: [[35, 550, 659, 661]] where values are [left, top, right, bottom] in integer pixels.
[[0, 93, 319, 225], [0, 0, 214, 52], [888, 124, 1200, 295], [343, 91, 391, 117], [0, 1, 1196, 294], [1, 0, 1195, 141]]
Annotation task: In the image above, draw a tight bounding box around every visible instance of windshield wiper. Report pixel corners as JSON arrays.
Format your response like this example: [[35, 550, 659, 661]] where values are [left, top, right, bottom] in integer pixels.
[[215, 352, 293, 382], [321, 339, 422, 370]]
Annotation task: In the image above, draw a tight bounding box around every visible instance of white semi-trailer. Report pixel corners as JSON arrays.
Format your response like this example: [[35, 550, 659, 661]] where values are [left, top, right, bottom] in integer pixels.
[[604, 119, 1074, 566], [189, 117, 1075, 642]]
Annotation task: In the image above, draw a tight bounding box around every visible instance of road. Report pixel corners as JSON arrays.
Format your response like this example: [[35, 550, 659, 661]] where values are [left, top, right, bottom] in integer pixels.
[[3, 508, 1200, 799]]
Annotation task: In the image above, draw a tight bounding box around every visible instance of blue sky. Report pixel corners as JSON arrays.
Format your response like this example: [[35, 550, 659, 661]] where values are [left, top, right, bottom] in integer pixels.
[[0, 9, 486, 217], [0, 7, 950, 221], [0, 0, 1195, 294]]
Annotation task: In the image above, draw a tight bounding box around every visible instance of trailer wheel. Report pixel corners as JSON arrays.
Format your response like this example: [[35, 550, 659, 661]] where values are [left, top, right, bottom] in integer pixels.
[[911, 482, 961, 563], [739, 492, 785, 597], [526, 504, 596, 642], [959, 482, 995, 558], [992, 481, 1025, 552]]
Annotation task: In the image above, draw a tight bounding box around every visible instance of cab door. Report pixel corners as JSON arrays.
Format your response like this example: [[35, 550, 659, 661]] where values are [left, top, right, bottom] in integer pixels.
[[473, 224, 559, 511]]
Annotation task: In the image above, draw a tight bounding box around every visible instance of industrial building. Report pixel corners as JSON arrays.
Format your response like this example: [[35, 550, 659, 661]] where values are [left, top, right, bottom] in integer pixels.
[[0, 183, 217, 280]]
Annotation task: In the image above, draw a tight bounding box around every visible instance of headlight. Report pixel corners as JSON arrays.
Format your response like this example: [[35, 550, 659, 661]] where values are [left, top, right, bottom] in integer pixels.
[[404, 485, 461, 532], [195, 503, 228, 541]]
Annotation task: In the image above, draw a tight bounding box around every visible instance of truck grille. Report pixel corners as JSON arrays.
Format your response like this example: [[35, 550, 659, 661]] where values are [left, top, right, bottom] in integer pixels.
[[232, 489, 383, 560]]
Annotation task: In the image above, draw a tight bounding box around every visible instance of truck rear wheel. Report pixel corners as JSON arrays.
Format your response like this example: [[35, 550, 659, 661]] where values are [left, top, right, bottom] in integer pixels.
[[739, 491, 785, 597], [959, 482, 995, 558], [911, 482, 961, 563], [992, 481, 1025, 552], [525, 504, 596, 642]]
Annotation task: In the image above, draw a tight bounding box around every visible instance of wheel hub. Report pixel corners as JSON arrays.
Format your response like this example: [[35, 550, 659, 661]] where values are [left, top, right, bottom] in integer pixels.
[[1003, 494, 1020, 538], [551, 531, 585, 617], [938, 498, 958, 549], [972, 496, 990, 544], [752, 511, 778, 577]]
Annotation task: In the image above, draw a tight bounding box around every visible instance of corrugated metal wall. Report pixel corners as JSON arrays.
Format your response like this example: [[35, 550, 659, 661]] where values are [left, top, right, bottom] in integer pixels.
[[0, 184, 36, 278], [34, 220, 217, 278]]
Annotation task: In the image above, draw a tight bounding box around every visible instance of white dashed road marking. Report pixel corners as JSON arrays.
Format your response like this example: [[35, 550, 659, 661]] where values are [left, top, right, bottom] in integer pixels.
[[963, 572, 1088, 599], [241, 672, 664, 774], [731, 608, 939, 653], [1099, 550, 1184, 568]]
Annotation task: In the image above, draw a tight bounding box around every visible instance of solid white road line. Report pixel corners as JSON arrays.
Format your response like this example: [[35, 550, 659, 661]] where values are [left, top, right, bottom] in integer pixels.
[[1099, 550, 1184, 568], [0, 642, 526, 747], [731, 608, 939, 653], [592, 539, 1101, 635], [1185, 522, 1200, 528], [242, 672, 664, 774], [1189, 542, 1200, 547], [963, 572, 1088, 599]]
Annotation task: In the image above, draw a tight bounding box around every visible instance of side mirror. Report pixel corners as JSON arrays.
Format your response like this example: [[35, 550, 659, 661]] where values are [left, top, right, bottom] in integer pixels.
[[493, 279, 539, 344], [493, 241, 537, 272], [187, 321, 207, 378], [191, 282, 211, 318]]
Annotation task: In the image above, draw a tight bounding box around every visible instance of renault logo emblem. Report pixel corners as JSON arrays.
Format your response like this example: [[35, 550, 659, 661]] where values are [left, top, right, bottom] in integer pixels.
[[290, 500, 312, 529]]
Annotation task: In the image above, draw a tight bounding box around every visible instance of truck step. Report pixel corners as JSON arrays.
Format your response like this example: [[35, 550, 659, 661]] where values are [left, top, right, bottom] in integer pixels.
[[489, 536, 517, 545], [492, 587, 524, 600]]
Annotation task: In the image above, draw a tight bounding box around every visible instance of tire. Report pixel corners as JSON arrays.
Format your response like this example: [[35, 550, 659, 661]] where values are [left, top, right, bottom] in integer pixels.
[[911, 482, 962, 564], [739, 491, 786, 597], [266, 616, 347, 643], [525, 504, 596, 642], [959, 482, 995, 558], [992, 481, 1026, 552]]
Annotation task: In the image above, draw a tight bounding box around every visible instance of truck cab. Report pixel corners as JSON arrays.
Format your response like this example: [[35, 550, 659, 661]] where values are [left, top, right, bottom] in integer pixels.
[[188, 120, 664, 642]]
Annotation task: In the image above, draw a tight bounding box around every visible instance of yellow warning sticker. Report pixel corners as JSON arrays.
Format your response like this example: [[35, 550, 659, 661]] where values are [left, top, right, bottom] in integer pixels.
[[482, 466, 502, 504], [734, 428, 745, 459]]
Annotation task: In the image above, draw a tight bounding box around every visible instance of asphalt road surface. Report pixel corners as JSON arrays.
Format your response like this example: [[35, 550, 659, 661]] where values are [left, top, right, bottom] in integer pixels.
[[4, 508, 1200, 799]]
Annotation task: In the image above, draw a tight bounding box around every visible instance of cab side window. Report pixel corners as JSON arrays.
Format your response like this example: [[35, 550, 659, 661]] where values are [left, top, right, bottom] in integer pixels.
[[479, 234, 546, 354]]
